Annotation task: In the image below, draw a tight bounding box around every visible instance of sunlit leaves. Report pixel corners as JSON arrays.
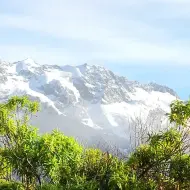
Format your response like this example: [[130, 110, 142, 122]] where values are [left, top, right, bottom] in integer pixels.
[[169, 100, 190, 126]]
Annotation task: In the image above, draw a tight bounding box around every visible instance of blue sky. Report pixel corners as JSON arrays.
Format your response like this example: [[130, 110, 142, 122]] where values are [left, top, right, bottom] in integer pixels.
[[0, 0, 190, 99]]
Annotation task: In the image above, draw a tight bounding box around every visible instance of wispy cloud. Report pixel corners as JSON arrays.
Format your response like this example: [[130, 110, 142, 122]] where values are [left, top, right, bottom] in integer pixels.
[[0, 44, 78, 65], [1, 0, 190, 65]]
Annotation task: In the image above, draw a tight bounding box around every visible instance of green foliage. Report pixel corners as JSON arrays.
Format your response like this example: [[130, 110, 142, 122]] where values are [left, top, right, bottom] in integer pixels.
[[170, 154, 190, 188], [36, 184, 63, 190], [128, 129, 190, 189], [0, 96, 190, 189], [169, 99, 190, 126], [2, 126, 41, 188], [39, 130, 83, 185], [0, 179, 24, 190], [0, 96, 40, 189], [0, 153, 11, 180], [80, 148, 118, 189]]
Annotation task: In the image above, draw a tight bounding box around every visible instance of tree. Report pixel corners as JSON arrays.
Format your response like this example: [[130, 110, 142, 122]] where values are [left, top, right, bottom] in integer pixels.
[[170, 154, 190, 189], [0, 96, 40, 189], [39, 130, 83, 186], [127, 128, 184, 189], [169, 100, 190, 127], [169, 99, 190, 153]]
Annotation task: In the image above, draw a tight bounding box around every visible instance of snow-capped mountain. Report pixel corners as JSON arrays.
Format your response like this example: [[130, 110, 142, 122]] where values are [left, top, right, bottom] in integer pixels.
[[0, 58, 178, 150]]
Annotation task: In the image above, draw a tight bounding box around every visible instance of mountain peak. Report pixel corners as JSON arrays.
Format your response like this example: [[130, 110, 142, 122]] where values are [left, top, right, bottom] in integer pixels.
[[76, 63, 90, 74], [76, 63, 108, 73], [21, 58, 38, 65], [14, 58, 39, 73]]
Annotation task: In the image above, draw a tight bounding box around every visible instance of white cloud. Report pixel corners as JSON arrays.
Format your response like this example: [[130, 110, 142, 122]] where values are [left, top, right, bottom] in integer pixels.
[[1, 0, 190, 65]]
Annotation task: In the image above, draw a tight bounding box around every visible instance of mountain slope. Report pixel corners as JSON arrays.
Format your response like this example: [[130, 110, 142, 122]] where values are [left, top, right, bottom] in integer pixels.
[[0, 58, 178, 150]]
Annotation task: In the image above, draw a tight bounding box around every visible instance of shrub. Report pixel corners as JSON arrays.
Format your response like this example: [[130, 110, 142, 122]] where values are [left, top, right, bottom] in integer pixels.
[[0, 179, 24, 190]]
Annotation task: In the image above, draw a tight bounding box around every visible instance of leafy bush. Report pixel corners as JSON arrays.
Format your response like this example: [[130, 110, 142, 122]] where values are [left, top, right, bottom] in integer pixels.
[[36, 184, 63, 190], [0, 180, 24, 190], [39, 130, 83, 185]]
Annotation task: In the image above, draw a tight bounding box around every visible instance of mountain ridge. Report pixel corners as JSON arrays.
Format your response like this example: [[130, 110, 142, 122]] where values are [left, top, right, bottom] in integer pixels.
[[0, 58, 178, 150]]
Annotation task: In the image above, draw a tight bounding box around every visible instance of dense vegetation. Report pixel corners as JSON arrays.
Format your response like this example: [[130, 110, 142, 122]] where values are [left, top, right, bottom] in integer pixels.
[[0, 96, 190, 190]]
